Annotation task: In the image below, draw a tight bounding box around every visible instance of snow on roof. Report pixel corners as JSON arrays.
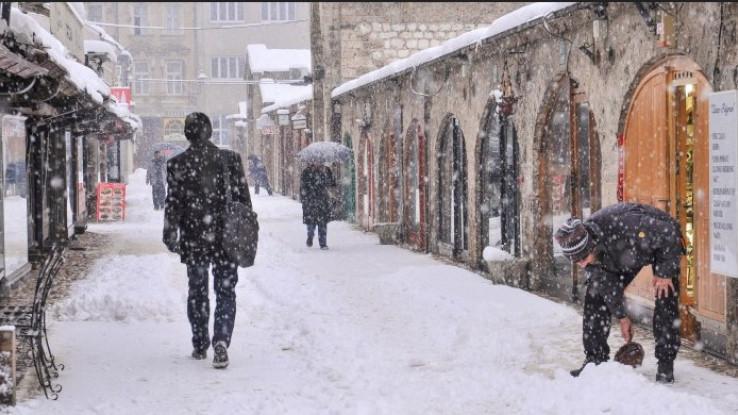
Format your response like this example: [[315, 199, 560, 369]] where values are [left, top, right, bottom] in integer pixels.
[[234, 120, 247, 128], [10, 7, 111, 104], [226, 101, 249, 120], [247, 44, 311, 74], [106, 101, 142, 132], [259, 80, 312, 108], [86, 22, 129, 56], [84, 40, 118, 62], [332, 2, 576, 98], [67, 2, 87, 23], [262, 88, 313, 114]]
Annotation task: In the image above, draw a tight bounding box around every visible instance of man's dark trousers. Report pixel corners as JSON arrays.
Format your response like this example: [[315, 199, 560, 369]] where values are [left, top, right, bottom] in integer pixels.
[[583, 275, 680, 363], [186, 260, 238, 353], [306, 222, 327, 247], [152, 183, 166, 209]]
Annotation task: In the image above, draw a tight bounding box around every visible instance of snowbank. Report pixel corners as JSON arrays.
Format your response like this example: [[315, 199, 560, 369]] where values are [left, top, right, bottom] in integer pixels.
[[483, 246, 514, 261]]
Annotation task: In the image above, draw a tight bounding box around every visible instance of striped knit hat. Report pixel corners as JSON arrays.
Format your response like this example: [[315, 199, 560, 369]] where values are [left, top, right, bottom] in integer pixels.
[[555, 218, 594, 263]]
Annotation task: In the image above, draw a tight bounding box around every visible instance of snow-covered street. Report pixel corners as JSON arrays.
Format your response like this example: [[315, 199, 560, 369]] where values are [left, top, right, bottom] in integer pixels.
[[9, 169, 738, 415]]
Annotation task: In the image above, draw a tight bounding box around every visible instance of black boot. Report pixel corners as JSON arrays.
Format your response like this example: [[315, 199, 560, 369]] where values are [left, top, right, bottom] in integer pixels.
[[213, 341, 229, 369], [656, 360, 674, 383], [191, 348, 207, 360], [306, 237, 313, 247], [570, 356, 606, 377]]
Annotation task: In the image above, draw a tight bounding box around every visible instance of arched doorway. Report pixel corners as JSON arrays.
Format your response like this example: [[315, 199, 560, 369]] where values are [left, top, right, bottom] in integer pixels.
[[378, 122, 400, 223], [621, 56, 723, 336], [536, 75, 602, 298], [477, 98, 521, 263], [403, 119, 427, 251], [358, 129, 375, 230], [436, 114, 469, 260]]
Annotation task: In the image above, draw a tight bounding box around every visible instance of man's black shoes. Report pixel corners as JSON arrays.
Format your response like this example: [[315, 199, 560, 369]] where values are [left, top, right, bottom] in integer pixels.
[[570, 357, 606, 377], [191, 349, 207, 360], [656, 360, 675, 383], [306, 237, 313, 247], [213, 341, 229, 369]]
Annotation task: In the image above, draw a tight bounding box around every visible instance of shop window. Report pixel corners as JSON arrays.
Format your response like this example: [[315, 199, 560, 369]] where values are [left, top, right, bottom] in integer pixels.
[[2, 115, 29, 276], [438, 116, 468, 256]]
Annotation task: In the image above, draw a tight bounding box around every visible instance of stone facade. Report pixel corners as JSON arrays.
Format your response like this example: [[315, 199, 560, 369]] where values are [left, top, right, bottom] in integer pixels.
[[311, 2, 526, 140], [328, 2, 738, 363]]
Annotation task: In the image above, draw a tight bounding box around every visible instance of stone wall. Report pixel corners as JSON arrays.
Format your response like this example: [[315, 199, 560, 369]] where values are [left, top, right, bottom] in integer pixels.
[[331, 2, 738, 362]]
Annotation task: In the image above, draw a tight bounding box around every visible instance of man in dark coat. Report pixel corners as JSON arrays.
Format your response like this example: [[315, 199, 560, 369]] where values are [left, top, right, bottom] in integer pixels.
[[163, 112, 252, 369], [247, 155, 273, 196], [300, 162, 335, 249], [146, 151, 167, 210], [555, 202, 685, 383]]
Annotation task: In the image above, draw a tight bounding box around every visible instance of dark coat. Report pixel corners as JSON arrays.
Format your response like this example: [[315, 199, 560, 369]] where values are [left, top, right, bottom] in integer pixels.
[[300, 164, 335, 225], [583, 202, 685, 318], [146, 156, 166, 186], [163, 141, 251, 265], [248, 157, 270, 185]]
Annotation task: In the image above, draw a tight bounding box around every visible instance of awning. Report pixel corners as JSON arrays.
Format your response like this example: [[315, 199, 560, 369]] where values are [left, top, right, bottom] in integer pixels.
[[0, 43, 48, 78]]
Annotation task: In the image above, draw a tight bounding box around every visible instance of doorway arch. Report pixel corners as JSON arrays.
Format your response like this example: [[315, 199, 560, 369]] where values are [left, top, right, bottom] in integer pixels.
[[403, 119, 427, 251], [620, 55, 723, 334], [436, 114, 469, 260]]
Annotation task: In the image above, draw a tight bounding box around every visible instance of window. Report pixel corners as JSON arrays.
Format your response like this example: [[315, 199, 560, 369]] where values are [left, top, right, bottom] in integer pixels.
[[210, 57, 244, 79], [133, 61, 149, 96], [164, 120, 184, 138], [86, 3, 103, 22], [210, 115, 230, 147], [166, 61, 184, 95], [210, 2, 244, 22], [165, 4, 182, 34], [132, 3, 147, 35], [262, 2, 296, 21], [114, 64, 123, 86]]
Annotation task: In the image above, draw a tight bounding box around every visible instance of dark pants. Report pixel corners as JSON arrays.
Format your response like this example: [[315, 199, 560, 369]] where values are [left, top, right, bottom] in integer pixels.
[[255, 180, 273, 196], [583, 276, 680, 363], [152, 183, 166, 209], [186, 261, 238, 352], [306, 222, 327, 247]]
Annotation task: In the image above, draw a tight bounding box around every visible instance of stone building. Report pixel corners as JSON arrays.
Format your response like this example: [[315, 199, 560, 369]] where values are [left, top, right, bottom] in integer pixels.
[[325, 2, 738, 364], [310, 2, 527, 140], [84, 2, 310, 166]]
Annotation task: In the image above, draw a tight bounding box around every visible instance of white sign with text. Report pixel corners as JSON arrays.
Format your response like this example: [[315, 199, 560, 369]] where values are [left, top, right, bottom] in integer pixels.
[[709, 90, 738, 278]]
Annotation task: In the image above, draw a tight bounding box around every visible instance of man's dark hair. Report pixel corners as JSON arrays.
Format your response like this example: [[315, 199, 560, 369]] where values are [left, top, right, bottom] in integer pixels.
[[184, 112, 212, 143]]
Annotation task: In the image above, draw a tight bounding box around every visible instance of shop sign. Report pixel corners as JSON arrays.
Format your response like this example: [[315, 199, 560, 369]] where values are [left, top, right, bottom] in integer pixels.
[[708, 90, 738, 278], [111, 87, 132, 108], [291, 113, 307, 130]]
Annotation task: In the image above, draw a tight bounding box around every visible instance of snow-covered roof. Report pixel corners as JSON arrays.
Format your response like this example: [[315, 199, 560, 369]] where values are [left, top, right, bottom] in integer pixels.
[[332, 2, 576, 98], [259, 80, 312, 108], [106, 101, 142, 132], [262, 88, 313, 114], [10, 7, 111, 103], [247, 44, 311, 74], [86, 22, 129, 56], [84, 40, 118, 62], [226, 101, 249, 120]]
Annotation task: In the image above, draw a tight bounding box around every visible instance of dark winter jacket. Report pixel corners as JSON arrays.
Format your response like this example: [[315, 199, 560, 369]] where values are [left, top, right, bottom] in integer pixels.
[[300, 164, 335, 225], [583, 202, 685, 318], [146, 156, 166, 186], [163, 141, 251, 265], [248, 157, 270, 185]]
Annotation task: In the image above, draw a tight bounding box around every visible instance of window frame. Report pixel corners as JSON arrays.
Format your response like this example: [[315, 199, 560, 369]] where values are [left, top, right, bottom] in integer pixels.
[[164, 4, 183, 34], [262, 2, 296, 21], [86, 3, 103, 22], [132, 3, 148, 36], [133, 61, 150, 96], [166, 60, 184, 96], [210, 2, 244, 23]]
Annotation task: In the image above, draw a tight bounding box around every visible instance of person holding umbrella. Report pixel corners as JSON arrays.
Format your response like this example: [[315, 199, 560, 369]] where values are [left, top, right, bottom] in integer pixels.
[[300, 161, 336, 249]]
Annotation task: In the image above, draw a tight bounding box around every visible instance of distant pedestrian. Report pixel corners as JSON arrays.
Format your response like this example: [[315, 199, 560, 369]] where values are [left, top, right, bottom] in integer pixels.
[[163, 112, 252, 369], [247, 155, 273, 196], [146, 151, 166, 210], [555, 202, 685, 383], [300, 162, 335, 249]]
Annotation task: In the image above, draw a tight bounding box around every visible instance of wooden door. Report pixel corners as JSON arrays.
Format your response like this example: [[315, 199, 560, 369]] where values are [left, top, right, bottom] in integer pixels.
[[622, 58, 725, 330], [404, 121, 426, 251]]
